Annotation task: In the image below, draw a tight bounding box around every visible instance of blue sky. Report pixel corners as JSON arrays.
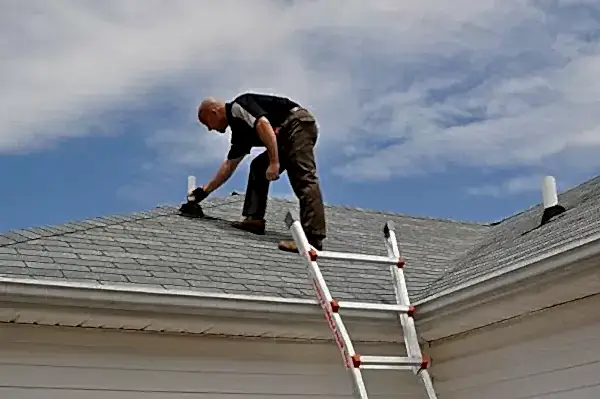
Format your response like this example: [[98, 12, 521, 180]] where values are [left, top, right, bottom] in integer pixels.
[[2, 0, 600, 232]]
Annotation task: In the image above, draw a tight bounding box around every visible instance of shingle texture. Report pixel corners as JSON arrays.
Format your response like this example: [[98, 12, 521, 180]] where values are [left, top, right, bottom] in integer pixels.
[[0, 195, 486, 303], [1, 174, 599, 303], [418, 175, 600, 300]]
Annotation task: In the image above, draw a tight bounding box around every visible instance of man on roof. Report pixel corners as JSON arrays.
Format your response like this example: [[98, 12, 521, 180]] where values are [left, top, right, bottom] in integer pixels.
[[184, 92, 327, 253]]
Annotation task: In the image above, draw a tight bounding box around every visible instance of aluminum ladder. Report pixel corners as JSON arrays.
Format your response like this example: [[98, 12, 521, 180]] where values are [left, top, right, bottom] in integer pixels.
[[284, 210, 438, 399]]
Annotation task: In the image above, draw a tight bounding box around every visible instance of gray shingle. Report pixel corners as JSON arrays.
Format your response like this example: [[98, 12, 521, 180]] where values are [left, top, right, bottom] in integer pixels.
[[0, 195, 487, 302], [417, 175, 600, 301], [6, 173, 597, 304]]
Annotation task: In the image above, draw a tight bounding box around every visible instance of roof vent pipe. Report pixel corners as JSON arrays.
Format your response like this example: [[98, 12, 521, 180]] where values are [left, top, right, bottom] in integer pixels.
[[541, 176, 566, 225], [188, 175, 196, 195]]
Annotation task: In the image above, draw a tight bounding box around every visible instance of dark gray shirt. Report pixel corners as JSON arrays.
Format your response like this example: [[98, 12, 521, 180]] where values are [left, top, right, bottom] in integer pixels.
[[225, 93, 299, 160]]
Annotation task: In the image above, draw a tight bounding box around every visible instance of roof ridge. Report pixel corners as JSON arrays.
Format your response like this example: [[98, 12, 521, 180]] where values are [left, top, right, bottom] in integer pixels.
[[264, 196, 488, 227], [0, 196, 245, 248]]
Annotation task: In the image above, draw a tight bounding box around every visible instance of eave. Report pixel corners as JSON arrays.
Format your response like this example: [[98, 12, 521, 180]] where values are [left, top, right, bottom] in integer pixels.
[[0, 277, 404, 343], [1, 231, 600, 343], [414, 231, 600, 341]]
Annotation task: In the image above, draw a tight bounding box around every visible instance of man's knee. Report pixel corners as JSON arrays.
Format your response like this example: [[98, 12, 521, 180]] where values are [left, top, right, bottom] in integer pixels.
[[291, 155, 318, 183], [289, 171, 320, 197]]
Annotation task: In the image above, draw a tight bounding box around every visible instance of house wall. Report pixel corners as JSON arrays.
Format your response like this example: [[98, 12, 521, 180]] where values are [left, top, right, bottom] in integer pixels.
[[426, 291, 600, 398], [0, 323, 429, 398], [2, 253, 599, 398], [4, 292, 600, 399]]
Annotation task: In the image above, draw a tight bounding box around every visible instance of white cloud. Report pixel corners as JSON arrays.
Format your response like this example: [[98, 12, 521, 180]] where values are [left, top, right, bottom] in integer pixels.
[[2, 0, 600, 190], [467, 175, 546, 198]]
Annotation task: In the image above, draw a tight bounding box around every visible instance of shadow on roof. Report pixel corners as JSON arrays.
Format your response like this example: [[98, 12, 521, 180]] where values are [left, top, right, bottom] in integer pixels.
[[177, 209, 292, 246]]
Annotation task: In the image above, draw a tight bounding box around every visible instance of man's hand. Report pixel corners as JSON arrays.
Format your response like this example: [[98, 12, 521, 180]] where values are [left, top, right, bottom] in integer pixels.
[[266, 161, 280, 181], [187, 186, 208, 203]]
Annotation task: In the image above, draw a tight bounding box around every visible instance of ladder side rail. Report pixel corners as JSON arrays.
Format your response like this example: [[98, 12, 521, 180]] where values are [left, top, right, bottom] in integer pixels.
[[392, 275, 419, 350], [391, 266, 422, 360], [384, 222, 439, 399], [383, 223, 421, 360], [419, 371, 439, 399], [285, 211, 369, 399], [388, 266, 415, 355]]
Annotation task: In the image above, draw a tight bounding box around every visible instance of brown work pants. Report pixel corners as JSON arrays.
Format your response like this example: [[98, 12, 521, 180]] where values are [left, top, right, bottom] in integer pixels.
[[242, 108, 327, 240]]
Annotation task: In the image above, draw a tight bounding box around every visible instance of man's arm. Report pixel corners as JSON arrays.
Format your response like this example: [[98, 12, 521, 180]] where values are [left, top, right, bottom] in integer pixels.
[[202, 157, 243, 194], [255, 117, 279, 165]]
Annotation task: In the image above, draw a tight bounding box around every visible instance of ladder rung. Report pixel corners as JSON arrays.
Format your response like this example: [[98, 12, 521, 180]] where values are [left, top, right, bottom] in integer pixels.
[[337, 301, 412, 314], [356, 355, 422, 370], [314, 250, 401, 266]]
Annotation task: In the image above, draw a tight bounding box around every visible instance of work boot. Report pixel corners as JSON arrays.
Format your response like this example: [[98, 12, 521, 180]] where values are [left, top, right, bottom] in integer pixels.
[[231, 217, 266, 235], [278, 237, 323, 253]]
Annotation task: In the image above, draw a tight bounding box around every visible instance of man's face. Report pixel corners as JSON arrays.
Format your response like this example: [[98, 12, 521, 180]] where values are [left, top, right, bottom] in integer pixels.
[[200, 108, 227, 133]]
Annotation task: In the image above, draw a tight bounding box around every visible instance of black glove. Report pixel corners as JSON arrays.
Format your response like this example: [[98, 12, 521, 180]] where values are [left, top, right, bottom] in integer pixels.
[[187, 186, 208, 203], [179, 201, 205, 218]]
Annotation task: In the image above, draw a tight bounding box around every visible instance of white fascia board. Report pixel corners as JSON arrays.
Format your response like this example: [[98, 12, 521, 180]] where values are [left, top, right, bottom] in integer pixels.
[[0, 278, 393, 323], [414, 231, 600, 317], [0, 277, 314, 314]]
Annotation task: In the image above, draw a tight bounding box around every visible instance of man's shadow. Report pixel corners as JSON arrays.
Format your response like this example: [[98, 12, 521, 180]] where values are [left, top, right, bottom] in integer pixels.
[[178, 207, 290, 244]]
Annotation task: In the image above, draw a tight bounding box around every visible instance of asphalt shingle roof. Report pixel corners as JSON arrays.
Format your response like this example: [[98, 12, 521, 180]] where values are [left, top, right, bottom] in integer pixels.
[[1, 174, 599, 304], [0, 194, 487, 303], [418, 174, 600, 300]]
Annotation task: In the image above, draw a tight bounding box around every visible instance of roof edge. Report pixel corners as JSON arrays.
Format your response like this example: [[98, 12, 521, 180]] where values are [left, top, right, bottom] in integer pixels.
[[414, 231, 600, 316], [4, 229, 599, 334], [0, 278, 397, 323]]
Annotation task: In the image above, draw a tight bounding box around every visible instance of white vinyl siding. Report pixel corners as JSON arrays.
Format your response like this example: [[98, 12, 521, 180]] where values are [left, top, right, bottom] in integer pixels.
[[429, 292, 600, 398], [0, 324, 424, 398], [5, 289, 600, 398]]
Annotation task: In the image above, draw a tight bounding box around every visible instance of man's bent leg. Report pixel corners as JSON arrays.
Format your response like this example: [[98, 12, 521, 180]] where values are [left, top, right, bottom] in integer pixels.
[[242, 151, 271, 220], [279, 117, 327, 251], [234, 151, 271, 235]]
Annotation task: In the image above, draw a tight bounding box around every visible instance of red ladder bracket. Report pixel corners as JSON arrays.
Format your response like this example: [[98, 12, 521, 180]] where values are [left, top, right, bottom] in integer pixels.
[[418, 353, 432, 373]]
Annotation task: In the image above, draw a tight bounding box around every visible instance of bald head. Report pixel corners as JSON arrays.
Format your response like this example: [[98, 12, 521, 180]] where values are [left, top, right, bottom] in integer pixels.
[[197, 96, 228, 133], [199, 97, 223, 112]]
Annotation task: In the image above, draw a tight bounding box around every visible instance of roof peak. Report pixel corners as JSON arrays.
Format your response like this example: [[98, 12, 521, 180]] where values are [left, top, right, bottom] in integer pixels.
[[251, 193, 487, 227], [6, 171, 600, 239], [1, 192, 489, 251]]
